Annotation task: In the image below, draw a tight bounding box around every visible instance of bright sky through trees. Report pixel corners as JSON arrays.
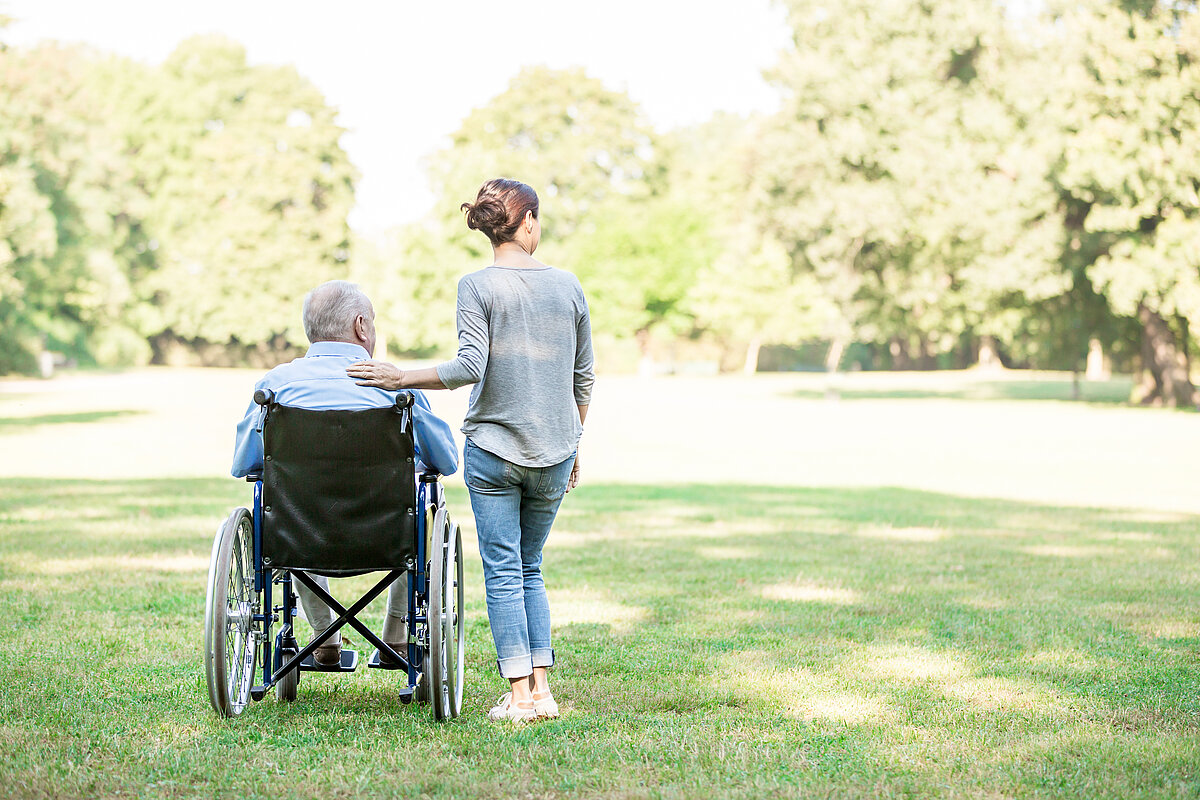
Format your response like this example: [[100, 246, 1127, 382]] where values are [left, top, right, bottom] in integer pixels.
[[1, 0, 790, 233]]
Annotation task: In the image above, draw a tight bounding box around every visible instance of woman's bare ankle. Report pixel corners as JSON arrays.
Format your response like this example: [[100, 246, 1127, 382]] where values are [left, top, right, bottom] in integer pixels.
[[509, 676, 534, 704], [529, 667, 551, 697]]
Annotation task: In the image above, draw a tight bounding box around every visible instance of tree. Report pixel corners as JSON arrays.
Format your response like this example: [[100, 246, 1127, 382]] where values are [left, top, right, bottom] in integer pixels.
[[569, 196, 718, 357], [352, 223, 464, 358], [1046, 1, 1200, 405], [412, 66, 674, 357], [428, 65, 661, 248], [0, 43, 149, 373], [756, 0, 1069, 372], [659, 114, 828, 372], [97, 36, 357, 363]]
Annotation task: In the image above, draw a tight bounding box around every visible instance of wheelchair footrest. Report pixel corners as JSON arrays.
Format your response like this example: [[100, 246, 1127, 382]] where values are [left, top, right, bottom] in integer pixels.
[[367, 649, 407, 670], [299, 649, 359, 672]]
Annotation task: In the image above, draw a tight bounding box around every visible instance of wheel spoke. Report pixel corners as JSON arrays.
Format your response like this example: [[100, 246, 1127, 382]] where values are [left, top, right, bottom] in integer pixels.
[[225, 519, 257, 710], [206, 509, 263, 717]]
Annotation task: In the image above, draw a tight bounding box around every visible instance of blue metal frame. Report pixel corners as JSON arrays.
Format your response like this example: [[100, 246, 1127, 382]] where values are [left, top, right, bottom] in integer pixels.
[[408, 479, 427, 690], [252, 479, 273, 692], [247, 472, 443, 700]]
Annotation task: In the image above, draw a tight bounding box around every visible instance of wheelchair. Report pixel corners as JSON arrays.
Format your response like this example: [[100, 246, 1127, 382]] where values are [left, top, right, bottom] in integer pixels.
[[204, 390, 464, 720]]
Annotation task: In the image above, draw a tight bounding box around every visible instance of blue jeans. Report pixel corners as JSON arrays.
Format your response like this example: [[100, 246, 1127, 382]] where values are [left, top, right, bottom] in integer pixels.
[[464, 439, 575, 679]]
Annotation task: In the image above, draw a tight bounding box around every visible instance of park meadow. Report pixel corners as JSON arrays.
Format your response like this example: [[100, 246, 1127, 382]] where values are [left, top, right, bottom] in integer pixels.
[[0, 367, 1197, 799]]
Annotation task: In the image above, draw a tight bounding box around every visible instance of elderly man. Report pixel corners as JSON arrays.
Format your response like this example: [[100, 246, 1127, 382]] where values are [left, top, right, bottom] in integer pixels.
[[232, 280, 458, 667]]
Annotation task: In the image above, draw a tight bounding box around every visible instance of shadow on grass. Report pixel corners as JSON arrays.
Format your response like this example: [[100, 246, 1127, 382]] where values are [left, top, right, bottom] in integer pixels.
[[788, 377, 1136, 404], [0, 477, 1197, 798], [0, 409, 146, 432]]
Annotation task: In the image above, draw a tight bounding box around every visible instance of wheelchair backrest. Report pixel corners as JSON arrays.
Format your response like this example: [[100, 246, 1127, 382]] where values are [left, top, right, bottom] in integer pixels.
[[260, 399, 417, 576]]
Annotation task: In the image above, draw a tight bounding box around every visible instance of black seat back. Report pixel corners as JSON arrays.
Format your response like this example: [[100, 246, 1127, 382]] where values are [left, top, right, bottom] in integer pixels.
[[261, 402, 417, 576]]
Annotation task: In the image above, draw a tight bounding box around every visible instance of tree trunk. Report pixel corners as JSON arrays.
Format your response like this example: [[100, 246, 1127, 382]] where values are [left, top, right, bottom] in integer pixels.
[[889, 337, 913, 370], [825, 336, 846, 373], [743, 336, 762, 375], [636, 328, 657, 377], [1134, 302, 1197, 407], [976, 335, 1001, 371], [825, 335, 847, 401], [917, 336, 938, 370], [1085, 338, 1109, 380]]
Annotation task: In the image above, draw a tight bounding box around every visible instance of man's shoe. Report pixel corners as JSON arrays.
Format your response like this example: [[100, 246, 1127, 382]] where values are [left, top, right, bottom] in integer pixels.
[[380, 641, 405, 666], [313, 642, 341, 668]]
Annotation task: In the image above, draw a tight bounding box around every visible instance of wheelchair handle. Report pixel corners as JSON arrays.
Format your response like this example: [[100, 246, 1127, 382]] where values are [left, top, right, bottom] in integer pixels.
[[254, 388, 275, 406], [394, 392, 415, 411]]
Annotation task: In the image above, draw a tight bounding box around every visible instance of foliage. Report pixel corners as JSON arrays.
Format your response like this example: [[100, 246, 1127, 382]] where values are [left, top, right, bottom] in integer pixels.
[[411, 66, 701, 358], [3, 6, 1200, 381], [1048, 1, 1200, 401], [754, 0, 1071, 369], [352, 222, 464, 357], [0, 36, 356, 373], [96, 36, 357, 356], [569, 196, 718, 347], [0, 44, 148, 372], [428, 66, 660, 243], [663, 114, 829, 368]]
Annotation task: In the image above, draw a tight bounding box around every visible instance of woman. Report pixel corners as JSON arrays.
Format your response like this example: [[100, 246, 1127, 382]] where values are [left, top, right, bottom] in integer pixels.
[[348, 178, 593, 723]]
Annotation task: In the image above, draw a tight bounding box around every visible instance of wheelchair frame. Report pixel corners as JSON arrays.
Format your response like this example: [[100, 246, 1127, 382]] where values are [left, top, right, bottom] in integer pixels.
[[204, 391, 464, 720]]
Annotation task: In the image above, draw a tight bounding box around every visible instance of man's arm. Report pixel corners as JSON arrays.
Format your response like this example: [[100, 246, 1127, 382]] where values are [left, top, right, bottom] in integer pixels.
[[231, 389, 266, 478], [410, 390, 459, 477]]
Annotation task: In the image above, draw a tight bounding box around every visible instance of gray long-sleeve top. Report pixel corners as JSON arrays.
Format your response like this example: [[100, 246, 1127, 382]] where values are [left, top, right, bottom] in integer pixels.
[[435, 265, 594, 467]]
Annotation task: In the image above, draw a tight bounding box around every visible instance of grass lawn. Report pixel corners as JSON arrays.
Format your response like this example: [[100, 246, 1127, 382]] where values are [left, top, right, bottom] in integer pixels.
[[0, 370, 1198, 798]]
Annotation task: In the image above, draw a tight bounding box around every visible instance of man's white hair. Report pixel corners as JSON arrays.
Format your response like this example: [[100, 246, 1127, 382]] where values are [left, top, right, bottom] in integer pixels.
[[302, 280, 371, 343]]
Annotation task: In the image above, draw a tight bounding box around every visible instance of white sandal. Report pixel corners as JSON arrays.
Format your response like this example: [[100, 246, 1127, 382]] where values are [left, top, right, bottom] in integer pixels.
[[487, 692, 536, 723], [532, 690, 559, 719]]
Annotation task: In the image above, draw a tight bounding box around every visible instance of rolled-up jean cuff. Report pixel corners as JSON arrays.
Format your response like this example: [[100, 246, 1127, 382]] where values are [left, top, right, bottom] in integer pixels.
[[531, 648, 555, 669], [496, 654, 534, 679]]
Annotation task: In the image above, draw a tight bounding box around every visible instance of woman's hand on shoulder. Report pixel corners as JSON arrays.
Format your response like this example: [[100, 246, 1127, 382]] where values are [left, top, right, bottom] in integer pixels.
[[347, 360, 405, 391]]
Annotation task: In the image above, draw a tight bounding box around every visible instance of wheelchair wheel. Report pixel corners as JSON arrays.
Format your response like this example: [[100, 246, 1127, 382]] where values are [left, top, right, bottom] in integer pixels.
[[204, 508, 261, 717], [428, 508, 464, 720], [276, 647, 299, 702]]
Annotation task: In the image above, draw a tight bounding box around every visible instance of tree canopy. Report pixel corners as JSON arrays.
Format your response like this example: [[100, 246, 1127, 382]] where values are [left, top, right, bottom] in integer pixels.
[[3, 4, 1200, 406]]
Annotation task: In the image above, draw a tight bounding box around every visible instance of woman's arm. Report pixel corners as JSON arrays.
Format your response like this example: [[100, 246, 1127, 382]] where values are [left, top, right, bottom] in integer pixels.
[[349, 276, 488, 392], [346, 362, 445, 391], [567, 286, 594, 493], [567, 403, 588, 492]]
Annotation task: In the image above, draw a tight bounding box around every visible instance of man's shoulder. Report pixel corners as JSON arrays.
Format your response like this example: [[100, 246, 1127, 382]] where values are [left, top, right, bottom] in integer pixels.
[[256, 355, 398, 411], [258, 355, 307, 383], [257, 356, 310, 386]]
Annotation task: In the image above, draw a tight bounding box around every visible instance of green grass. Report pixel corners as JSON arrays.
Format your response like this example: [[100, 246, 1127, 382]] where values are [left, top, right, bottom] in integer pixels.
[[0, 409, 145, 432], [788, 374, 1137, 404], [1, 475, 1198, 799]]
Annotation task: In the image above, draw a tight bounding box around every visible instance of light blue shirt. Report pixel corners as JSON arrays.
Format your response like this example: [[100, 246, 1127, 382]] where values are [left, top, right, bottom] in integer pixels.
[[231, 341, 459, 478]]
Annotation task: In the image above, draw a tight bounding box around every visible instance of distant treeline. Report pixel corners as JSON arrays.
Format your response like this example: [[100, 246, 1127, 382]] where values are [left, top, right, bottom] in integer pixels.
[[2, 2, 1199, 405]]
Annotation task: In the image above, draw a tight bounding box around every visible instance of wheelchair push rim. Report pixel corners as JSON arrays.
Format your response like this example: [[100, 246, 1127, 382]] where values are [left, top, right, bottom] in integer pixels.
[[204, 507, 260, 717], [428, 508, 464, 720]]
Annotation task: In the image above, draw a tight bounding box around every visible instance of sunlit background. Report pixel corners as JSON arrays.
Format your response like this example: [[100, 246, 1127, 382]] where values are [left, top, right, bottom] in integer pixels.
[[2, 6, 1200, 794], [2, 0, 789, 233], [2, 0, 1199, 406]]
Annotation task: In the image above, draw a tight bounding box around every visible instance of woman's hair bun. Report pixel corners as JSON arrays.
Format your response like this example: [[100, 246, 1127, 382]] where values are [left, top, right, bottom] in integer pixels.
[[461, 196, 507, 234], [461, 178, 540, 246]]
